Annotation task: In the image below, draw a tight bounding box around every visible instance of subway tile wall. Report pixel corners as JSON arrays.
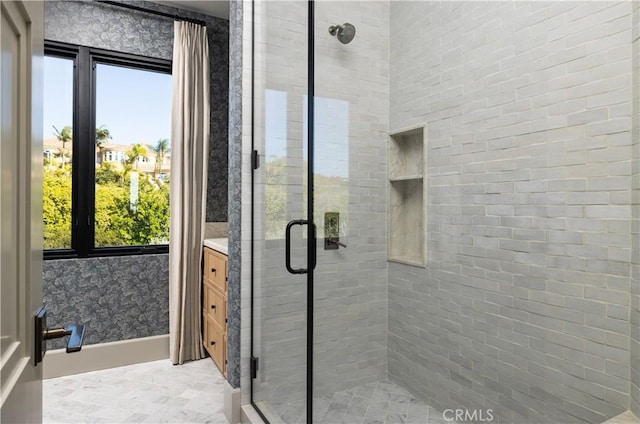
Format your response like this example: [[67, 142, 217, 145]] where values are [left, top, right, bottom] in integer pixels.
[[630, 0, 640, 419], [313, 0, 390, 396], [388, 2, 636, 423]]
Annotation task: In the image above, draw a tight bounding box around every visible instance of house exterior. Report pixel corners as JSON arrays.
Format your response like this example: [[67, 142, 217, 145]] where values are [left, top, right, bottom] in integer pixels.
[[44, 137, 171, 179], [98, 143, 171, 179], [43, 137, 70, 167]]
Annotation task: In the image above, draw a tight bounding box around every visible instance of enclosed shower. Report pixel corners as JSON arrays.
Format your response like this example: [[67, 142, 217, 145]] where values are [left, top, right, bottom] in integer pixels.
[[248, 1, 640, 423]]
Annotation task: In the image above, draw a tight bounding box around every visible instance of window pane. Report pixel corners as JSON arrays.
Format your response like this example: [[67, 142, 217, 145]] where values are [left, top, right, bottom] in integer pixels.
[[43, 56, 74, 250], [94, 63, 172, 247]]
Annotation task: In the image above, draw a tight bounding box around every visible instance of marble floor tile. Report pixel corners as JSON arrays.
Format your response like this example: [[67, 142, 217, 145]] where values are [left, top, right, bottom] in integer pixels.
[[256, 380, 448, 424], [43, 359, 228, 424]]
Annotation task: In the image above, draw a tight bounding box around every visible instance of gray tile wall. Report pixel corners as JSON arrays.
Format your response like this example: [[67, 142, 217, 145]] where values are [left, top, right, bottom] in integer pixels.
[[314, 0, 390, 396], [388, 2, 635, 423], [44, 0, 229, 222], [43, 255, 169, 349], [630, 0, 640, 419]]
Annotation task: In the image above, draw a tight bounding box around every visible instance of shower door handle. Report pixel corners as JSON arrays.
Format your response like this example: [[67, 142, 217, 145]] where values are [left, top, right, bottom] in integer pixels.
[[309, 222, 317, 271], [285, 219, 316, 274]]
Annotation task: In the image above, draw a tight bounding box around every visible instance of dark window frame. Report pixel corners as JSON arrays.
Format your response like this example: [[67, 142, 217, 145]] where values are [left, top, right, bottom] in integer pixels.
[[44, 41, 172, 260]]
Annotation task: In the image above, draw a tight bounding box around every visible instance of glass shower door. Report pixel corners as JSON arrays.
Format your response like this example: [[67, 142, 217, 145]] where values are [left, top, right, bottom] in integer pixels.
[[251, 1, 310, 422], [311, 2, 390, 422], [252, 2, 389, 423]]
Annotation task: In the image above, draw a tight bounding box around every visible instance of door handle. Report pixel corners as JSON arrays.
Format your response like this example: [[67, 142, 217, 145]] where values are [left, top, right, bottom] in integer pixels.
[[286, 220, 307, 274], [34, 306, 86, 365], [310, 222, 317, 271], [285, 220, 316, 274], [43, 325, 85, 352]]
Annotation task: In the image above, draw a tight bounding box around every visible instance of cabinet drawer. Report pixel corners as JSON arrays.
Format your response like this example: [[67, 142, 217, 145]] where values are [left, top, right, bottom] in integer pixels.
[[204, 282, 226, 327], [204, 248, 227, 293], [205, 318, 225, 374]]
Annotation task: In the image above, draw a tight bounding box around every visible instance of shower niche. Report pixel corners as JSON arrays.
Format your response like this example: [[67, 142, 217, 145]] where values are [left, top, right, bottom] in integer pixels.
[[388, 125, 426, 267]]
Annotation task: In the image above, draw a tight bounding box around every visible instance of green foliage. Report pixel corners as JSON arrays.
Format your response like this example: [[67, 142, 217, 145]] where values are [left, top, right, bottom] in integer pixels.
[[95, 125, 112, 163], [43, 163, 170, 249], [93, 173, 170, 246], [43, 166, 72, 249], [95, 162, 123, 185], [150, 138, 170, 176], [264, 157, 288, 239], [263, 156, 349, 240], [53, 125, 72, 145], [95, 125, 111, 147], [126, 143, 148, 169], [44, 123, 170, 249], [53, 125, 73, 169]]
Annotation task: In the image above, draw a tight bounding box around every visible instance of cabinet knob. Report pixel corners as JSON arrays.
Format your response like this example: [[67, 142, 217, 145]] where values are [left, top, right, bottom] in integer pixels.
[[211, 268, 216, 273], [211, 304, 216, 310], [210, 341, 216, 346]]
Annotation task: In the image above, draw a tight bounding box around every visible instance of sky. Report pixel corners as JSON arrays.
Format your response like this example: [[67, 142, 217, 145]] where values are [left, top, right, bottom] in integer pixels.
[[43, 56, 172, 146]]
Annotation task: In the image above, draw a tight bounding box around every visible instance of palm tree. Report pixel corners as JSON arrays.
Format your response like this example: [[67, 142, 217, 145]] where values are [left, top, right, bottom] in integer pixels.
[[126, 143, 148, 170], [52, 125, 72, 168], [150, 138, 170, 177], [95, 125, 111, 163]]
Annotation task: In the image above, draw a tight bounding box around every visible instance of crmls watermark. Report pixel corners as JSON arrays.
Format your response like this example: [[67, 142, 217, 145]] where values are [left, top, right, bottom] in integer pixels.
[[442, 408, 495, 422]]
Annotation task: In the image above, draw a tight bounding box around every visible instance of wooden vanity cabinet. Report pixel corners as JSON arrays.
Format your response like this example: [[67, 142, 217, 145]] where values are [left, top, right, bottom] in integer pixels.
[[202, 247, 228, 376]]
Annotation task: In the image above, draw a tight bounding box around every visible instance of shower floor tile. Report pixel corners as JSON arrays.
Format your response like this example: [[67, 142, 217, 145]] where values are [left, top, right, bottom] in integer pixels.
[[43, 358, 228, 424], [260, 380, 453, 424]]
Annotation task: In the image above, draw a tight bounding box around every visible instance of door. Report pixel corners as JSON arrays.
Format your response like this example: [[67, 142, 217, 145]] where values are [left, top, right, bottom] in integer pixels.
[[250, 1, 311, 422], [251, 1, 390, 423], [0, 1, 44, 422]]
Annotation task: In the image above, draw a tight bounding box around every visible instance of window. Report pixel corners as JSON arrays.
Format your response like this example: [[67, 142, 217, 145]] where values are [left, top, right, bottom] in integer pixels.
[[43, 55, 74, 249], [44, 42, 172, 259]]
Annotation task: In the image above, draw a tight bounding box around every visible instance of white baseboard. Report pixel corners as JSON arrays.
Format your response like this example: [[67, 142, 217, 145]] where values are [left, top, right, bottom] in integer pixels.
[[43, 334, 170, 379], [224, 381, 242, 423]]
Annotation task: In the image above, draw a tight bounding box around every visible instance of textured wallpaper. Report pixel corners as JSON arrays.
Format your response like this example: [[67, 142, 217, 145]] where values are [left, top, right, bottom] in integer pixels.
[[43, 1, 231, 357], [45, 0, 229, 222], [44, 255, 169, 349], [226, 0, 242, 389], [44, 0, 238, 388]]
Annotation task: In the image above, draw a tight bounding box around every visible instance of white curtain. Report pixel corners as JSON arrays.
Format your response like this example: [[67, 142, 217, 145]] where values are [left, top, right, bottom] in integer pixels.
[[169, 21, 210, 364]]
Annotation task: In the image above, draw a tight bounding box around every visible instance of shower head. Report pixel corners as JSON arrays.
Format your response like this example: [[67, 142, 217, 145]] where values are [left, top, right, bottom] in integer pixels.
[[328, 23, 356, 44]]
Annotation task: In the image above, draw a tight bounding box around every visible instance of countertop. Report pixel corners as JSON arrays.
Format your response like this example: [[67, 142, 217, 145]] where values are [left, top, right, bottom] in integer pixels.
[[203, 238, 228, 255]]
